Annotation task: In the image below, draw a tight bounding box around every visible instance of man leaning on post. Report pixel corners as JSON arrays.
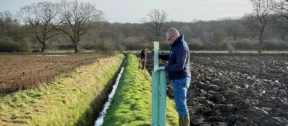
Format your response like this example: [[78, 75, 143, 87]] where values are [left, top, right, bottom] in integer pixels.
[[157, 28, 191, 126]]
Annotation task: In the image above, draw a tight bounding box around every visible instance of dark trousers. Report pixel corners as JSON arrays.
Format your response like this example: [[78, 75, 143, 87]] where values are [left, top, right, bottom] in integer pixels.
[[141, 61, 146, 70]]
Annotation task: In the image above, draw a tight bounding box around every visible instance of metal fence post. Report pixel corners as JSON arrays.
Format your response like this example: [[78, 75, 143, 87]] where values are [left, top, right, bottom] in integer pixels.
[[152, 41, 166, 126]]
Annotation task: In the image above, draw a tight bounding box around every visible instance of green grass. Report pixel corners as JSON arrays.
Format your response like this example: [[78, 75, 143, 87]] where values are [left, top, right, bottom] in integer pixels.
[[0, 54, 124, 126], [103, 54, 178, 126]]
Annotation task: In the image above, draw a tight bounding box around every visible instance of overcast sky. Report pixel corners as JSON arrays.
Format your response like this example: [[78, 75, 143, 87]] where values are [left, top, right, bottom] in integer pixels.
[[0, 0, 253, 23]]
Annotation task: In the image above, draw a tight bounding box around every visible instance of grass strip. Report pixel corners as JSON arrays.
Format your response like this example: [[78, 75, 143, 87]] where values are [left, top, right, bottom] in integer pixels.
[[103, 54, 178, 126]]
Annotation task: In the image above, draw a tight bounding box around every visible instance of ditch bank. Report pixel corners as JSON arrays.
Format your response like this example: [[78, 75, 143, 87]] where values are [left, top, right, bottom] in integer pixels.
[[102, 54, 178, 126], [0, 54, 124, 126]]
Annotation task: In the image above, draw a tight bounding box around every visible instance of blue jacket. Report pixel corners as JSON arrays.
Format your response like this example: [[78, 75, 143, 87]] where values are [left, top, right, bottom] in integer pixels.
[[159, 35, 191, 80]]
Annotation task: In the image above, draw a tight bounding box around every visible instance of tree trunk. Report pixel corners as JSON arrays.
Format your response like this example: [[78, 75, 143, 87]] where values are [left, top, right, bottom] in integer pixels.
[[259, 30, 264, 54], [41, 42, 46, 53], [73, 41, 78, 53]]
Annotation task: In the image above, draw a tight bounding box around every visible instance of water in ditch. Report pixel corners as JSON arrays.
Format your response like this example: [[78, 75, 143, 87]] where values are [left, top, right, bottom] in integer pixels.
[[94, 67, 124, 126]]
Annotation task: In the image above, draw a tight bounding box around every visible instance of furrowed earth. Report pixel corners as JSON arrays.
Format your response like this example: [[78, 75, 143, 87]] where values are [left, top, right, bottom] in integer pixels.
[[146, 53, 288, 126]]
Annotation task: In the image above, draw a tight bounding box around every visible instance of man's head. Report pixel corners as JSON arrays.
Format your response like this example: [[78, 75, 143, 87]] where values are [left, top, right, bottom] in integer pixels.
[[166, 28, 180, 45]]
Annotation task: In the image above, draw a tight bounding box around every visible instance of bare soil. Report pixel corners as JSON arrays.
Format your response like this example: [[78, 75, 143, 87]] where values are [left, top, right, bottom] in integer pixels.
[[146, 53, 288, 126], [0, 54, 108, 95]]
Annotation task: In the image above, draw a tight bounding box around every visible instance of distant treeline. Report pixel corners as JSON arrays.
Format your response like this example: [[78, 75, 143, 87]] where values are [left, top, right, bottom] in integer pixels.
[[0, 0, 288, 53]]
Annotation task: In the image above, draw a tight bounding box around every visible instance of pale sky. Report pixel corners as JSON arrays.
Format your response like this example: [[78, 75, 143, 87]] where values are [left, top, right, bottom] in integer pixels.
[[0, 0, 253, 23]]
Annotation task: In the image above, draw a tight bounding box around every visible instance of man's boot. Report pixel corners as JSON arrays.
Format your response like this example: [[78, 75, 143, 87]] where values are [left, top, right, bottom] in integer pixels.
[[179, 115, 190, 126]]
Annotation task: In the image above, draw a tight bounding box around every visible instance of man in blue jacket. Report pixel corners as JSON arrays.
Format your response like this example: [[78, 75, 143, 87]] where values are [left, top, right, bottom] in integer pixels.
[[158, 28, 191, 126]]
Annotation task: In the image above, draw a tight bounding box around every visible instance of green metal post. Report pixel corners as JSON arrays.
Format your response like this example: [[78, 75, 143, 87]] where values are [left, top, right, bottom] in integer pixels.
[[152, 71, 159, 126], [152, 41, 159, 126], [154, 42, 159, 71], [159, 71, 167, 125], [152, 41, 167, 126]]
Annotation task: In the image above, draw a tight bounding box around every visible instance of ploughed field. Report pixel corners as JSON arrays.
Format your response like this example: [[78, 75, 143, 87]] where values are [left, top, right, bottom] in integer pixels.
[[0, 54, 104, 95], [146, 53, 288, 125]]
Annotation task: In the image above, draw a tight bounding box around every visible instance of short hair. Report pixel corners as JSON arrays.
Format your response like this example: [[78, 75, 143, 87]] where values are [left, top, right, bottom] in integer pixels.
[[166, 28, 180, 39]]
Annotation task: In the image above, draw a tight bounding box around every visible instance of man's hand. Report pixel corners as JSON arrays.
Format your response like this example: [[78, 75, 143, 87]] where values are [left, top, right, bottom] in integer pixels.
[[157, 66, 165, 71]]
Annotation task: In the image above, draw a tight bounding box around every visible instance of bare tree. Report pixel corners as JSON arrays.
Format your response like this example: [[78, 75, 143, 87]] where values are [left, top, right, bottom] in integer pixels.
[[223, 19, 243, 41], [0, 11, 15, 38], [192, 21, 209, 42], [142, 9, 168, 41], [271, 15, 288, 41], [20, 1, 59, 52], [57, 0, 103, 53], [274, 0, 288, 19], [273, 0, 288, 41], [245, 0, 275, 53]]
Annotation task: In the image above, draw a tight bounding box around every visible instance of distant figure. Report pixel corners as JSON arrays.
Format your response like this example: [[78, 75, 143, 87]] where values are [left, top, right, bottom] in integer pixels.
[[139, 48, 147, 70]]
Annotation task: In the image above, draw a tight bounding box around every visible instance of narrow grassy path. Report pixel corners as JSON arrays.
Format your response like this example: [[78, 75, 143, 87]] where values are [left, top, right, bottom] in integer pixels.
[[103, 54, 178, 126], [0, 54, 124, 126]]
